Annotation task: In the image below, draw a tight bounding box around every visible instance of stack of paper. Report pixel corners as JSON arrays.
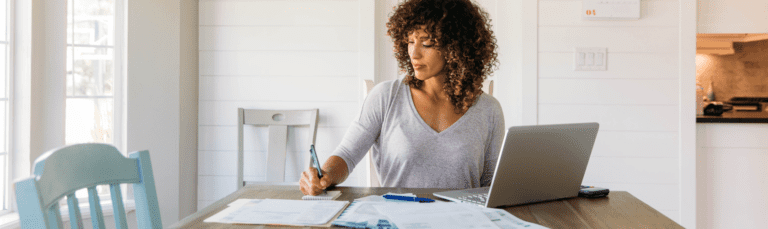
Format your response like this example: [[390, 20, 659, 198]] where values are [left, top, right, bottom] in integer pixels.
[[332, 194, 548, 229], [204, 199, 349, 227], [375, 202, 498, 229], [332, 199, 400, 228]]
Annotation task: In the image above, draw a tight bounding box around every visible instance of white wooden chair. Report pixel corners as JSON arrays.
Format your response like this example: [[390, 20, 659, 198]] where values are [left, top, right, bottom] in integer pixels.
[[486, 79, 494, 96], [237, 108, 319, 189]]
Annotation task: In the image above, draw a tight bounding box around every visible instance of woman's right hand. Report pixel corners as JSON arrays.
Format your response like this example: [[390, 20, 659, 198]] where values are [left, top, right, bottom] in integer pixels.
[[300, 166, 332, 196]]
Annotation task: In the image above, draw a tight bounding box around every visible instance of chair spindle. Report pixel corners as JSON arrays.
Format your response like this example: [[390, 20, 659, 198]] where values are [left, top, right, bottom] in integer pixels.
[[15, 144, 163, 229], [87, 187, 106, 229], [67, 194, 84, 229], [47, 201, 64, 229], [110, 184, 129, 229]]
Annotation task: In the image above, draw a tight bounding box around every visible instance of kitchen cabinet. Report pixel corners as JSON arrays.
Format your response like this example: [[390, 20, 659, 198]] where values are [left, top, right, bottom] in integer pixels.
[[696, 124, 768, 228]]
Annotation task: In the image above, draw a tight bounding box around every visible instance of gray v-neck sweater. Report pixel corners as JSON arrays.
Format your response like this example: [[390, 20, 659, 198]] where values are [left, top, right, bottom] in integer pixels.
[[332, 79, 505, 189]]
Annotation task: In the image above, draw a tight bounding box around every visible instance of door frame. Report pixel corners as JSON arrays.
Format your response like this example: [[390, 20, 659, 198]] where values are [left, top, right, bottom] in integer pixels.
[[679, 0, 697, 227]]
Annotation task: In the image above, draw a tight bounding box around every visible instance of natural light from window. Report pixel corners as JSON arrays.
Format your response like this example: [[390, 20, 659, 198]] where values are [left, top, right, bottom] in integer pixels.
[[66, 0, 116, 198]]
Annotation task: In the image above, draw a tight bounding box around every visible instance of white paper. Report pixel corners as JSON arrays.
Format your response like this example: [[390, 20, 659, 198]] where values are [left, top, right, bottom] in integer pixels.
[[206, 198, 348, 226], [303, 190, 342, 200], [481, 208, 549, 229], [333, 200, 400, 228], [374, 202, 500, 229]]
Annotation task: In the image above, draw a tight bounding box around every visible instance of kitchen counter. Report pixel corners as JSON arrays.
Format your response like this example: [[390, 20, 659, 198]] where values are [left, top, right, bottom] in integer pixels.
[[697, 110, 768, 123]]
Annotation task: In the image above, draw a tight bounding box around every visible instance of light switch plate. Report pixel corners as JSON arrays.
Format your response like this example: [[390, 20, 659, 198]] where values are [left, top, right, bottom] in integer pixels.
[[575, 47, 607, 71]]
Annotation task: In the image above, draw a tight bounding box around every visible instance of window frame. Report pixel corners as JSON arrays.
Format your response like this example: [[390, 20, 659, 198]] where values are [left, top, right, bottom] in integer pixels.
[[0, 0, 13, 216], [64, 0, 127, 206]]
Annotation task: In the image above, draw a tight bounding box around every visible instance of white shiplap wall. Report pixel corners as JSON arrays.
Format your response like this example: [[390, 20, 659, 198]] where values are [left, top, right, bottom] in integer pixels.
[[697, 124, 768, 228], [537, 0, 681, 223], [197, 0, 367, 208]]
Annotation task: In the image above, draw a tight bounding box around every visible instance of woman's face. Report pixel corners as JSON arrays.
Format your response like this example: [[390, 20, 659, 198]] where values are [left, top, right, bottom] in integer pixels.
[[408, 26, 445, 81]]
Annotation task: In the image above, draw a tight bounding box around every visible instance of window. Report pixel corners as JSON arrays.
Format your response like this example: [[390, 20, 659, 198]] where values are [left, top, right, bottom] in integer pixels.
[[66, 0, 121, 198], [0, 0, 8, 214]]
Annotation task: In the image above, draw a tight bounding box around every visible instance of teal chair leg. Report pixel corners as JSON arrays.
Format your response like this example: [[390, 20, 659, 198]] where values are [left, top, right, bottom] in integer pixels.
[[130, 150, 163, 228]]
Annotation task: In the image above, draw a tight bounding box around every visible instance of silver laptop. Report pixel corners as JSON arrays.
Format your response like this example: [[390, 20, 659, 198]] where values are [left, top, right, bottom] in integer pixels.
[[433, 123, 599, 208]]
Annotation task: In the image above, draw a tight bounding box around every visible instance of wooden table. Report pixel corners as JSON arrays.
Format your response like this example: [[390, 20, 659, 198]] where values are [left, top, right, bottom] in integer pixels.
[[170, 185, 683, 229]]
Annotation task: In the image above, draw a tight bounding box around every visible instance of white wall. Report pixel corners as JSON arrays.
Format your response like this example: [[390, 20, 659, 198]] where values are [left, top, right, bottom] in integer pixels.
[[126, 0, 181, 226], [197, 0, 371, 209], [535, 0, 682, 223], [697, 124, 768, 228], [374, 0, 399, 84], [179, 0, 199, 219], [29, 0, 66, 168]]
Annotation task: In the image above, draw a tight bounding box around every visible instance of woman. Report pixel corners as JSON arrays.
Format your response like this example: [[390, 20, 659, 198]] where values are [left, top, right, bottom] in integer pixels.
[[301, 0, 503, 195]]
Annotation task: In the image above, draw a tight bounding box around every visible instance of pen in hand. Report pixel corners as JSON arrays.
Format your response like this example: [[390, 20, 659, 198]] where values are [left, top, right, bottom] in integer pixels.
[[310, 145, 323, 179], [309, 145, 327, 195]]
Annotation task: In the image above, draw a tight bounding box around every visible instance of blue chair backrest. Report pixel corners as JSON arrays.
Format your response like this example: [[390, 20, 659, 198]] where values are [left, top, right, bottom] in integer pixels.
[[14, 143, 162, 229]]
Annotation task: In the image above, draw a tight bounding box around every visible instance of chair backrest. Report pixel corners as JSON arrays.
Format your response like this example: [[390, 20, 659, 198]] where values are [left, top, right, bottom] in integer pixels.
[[15, 143, 162, 229], [486, 79, 494, 96], [237, 108, 319, 189]]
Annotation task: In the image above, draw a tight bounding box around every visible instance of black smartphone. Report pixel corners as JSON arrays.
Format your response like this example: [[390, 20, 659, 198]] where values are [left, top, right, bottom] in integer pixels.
[[579, 185, 609, 198]]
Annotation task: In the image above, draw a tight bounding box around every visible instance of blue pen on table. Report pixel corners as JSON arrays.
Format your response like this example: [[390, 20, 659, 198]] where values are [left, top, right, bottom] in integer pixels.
[[382, 194, 435, 203]]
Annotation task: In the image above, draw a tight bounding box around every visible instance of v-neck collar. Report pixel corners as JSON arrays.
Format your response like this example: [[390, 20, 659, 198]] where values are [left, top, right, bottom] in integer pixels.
[[405, 83, 475, 136]]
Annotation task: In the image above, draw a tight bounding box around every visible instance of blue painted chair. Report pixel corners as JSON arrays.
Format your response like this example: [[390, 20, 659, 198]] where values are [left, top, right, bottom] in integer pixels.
[[14, 143, 162, 229]]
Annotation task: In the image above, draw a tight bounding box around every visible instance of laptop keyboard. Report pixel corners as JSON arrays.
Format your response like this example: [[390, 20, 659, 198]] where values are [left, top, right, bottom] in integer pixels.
[[457, 193, 488, 205]]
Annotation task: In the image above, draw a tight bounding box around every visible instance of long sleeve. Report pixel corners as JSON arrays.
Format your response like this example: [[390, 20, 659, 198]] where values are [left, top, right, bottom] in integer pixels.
[[333, 79, 504, 189], [481, 98, 505, 187], [331, 81, 396, 174]]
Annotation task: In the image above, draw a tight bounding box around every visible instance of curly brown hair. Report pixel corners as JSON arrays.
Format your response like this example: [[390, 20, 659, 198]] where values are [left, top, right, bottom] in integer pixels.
[[387, 0, 498, 114]]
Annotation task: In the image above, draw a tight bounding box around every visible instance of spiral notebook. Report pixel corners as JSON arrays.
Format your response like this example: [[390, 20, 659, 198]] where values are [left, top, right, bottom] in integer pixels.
[[303, 191, 342, 200]]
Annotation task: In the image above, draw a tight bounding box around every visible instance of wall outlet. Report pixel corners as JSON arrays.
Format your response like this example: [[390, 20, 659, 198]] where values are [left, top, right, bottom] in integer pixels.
[[574, 47, 607, 71]]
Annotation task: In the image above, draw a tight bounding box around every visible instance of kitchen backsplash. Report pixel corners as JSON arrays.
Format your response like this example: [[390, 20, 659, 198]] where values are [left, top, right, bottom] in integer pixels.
[[696, 39, 768, 101]]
